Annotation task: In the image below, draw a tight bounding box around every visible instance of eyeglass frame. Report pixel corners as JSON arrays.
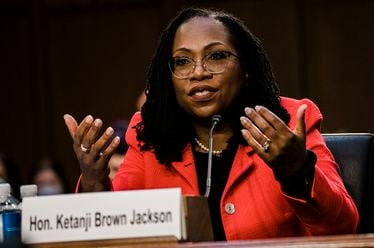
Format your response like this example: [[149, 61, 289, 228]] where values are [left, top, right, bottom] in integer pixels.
[[168, 50, 240, 79]]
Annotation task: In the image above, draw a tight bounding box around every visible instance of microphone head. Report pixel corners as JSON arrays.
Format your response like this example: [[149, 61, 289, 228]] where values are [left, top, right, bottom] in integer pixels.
[[211, 115, 222, 125]]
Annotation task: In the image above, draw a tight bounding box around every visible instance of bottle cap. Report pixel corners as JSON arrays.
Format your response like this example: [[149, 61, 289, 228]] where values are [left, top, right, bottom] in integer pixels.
[[0, 183, 11, 196], [20, 184, 38, 198]]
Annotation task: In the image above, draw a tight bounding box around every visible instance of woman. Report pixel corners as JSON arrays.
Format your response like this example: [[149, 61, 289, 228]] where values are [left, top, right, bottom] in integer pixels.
[[64, 8, 358, 240]]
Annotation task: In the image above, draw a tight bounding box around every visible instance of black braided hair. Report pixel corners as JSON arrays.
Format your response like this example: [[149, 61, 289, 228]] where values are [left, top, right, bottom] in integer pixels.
[[136, 8, 290, 166]]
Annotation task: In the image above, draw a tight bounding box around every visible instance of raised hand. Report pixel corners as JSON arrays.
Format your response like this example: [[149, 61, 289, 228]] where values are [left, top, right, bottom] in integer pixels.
[[240, 104, 307, 177], [64, 114, 120, 192]]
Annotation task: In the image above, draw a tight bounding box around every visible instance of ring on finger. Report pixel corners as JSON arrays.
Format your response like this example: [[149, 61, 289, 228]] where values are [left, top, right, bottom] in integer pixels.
[[262, 138, 272, 153], [80, 144, 91, 153]]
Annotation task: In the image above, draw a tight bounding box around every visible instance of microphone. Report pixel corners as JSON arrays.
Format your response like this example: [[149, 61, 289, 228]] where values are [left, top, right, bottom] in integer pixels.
[[204, 115, 222, 197]]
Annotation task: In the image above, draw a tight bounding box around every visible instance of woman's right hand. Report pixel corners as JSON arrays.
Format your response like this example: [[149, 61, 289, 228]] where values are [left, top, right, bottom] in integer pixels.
[[63, 114, 120, 192]]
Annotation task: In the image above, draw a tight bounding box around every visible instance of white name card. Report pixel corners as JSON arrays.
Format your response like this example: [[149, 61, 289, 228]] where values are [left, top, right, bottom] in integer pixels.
[[21, 188, 186, 244]]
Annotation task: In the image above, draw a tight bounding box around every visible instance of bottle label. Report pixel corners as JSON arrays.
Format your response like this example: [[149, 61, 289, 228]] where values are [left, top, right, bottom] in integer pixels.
[[2, 210, 21, 242]]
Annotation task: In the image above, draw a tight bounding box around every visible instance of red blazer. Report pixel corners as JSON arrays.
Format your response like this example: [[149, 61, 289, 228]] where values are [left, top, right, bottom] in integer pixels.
[[110, 97, 358, 240]]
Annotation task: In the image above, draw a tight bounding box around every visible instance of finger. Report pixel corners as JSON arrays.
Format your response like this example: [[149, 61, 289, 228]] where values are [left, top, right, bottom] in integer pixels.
[[254, 105, 289, 133], [240, 116, 271, 148], [294, 104, 307, 138], [99, 136, 121, 161], [241, 128, 269, 156], [63, 114, 78, 139], [90, 126, 115, 157], [244, 107, 275, 138], [81, 118, 103, 148], [74, 115, 94, 146]]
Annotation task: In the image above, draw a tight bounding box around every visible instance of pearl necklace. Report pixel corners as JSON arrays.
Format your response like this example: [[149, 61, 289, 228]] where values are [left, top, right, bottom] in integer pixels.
[[194, 137, 223, 156]]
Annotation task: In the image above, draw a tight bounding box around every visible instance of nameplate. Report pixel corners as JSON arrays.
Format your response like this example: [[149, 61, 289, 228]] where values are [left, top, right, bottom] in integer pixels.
[[21, 188, 185, 244]]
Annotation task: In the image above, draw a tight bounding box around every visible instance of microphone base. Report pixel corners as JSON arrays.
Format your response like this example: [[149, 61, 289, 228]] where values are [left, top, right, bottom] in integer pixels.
[[183, 196, 214, 242]]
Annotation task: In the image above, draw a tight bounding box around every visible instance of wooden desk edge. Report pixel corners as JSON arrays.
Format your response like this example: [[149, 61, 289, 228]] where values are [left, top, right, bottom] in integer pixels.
[[30, 236, 178, 248], [179, 233, 374, 247]]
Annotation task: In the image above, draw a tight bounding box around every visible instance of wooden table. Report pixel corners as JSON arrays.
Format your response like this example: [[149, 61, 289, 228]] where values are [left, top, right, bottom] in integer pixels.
[[180, 234, 374, 248], [30, 234, 374, 248]]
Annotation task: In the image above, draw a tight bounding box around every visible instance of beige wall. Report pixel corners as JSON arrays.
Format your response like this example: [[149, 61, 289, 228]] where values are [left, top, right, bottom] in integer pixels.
[[1, 0, 373, 190]]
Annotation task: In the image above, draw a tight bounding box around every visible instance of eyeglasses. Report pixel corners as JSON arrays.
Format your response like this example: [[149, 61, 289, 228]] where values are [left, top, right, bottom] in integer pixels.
[[168, 51, 239, 79]]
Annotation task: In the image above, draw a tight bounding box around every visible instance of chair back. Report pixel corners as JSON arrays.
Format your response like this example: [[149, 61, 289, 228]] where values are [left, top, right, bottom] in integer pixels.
[[323, 133, 374, 233]]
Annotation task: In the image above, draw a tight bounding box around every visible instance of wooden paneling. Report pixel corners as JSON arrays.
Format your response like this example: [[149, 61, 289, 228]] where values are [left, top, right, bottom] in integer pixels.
[[0, 0, 373, 189], [303, 1, 374, 132]]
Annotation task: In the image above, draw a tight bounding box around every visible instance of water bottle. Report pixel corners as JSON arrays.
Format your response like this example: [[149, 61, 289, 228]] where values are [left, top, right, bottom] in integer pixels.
[[0, 183, 21, 243]]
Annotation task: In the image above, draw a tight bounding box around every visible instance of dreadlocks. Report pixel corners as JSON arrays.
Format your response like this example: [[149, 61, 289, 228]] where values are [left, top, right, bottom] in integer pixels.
[[136, 8, 290, 166]]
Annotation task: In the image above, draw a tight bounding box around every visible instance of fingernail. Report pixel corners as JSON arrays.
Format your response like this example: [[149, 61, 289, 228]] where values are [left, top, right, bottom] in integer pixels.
[[85, 115, 93, 124], [94, 119, 102, 127], [113, 136, 120, 144], [106, 127, 114, 135], [245, 107, 252, 115], [255, 105, 261, 111], [240, 116, 248, 124]]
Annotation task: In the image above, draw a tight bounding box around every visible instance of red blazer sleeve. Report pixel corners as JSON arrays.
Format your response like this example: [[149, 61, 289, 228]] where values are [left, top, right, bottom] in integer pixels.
[[111, 112, 146, 191], [281, 97, 359, 234], [75, 112, 145, 193]]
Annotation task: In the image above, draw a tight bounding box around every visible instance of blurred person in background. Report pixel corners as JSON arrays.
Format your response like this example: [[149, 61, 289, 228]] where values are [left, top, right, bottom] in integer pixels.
[[30, 157, 70, 195]]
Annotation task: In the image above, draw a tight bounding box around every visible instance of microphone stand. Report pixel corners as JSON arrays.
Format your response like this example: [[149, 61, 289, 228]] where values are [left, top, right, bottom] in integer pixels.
[[183, 116, 220, 241], [204, 115, 222, 197]]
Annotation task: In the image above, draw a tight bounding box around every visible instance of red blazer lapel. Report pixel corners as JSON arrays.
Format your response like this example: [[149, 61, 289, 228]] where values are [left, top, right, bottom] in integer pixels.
[[171, 144, 200, 195], [223, 145, 255, 196]]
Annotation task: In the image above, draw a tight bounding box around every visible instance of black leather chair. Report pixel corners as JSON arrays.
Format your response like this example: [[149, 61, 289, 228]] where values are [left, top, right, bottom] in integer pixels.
[[323, 133, 374, 233]]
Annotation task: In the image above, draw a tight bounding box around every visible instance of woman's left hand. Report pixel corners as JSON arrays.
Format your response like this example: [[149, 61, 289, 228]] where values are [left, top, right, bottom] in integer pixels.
[[240, 104, 307, 177]]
